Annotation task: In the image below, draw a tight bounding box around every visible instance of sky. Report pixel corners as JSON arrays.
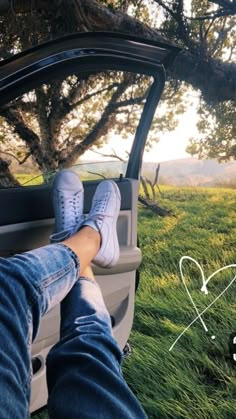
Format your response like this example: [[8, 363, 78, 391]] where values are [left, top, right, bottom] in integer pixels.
[[81, 98, 199, 164], [143, 104, 199, 162]]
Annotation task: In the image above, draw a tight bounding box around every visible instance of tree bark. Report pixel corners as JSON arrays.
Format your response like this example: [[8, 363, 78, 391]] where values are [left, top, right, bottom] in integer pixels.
[[0, 157, 20, 188], [172, 51, 236, 103]]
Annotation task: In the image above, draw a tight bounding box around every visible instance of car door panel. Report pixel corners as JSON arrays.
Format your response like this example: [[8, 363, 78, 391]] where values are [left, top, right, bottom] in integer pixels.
[[0, 177, 141, 412]]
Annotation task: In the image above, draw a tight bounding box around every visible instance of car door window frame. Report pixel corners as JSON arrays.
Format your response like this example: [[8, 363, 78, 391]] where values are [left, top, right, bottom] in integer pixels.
[[0, 32, 180, 181]]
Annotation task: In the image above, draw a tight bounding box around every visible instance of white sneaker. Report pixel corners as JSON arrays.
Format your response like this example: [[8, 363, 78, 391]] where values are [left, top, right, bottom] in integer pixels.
[[82, 180, 121, 268], [50, 169, 84, 243]]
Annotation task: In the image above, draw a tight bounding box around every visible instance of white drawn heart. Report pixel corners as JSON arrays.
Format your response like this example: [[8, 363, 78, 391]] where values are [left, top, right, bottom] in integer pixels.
[[169, 256, 236, 351]]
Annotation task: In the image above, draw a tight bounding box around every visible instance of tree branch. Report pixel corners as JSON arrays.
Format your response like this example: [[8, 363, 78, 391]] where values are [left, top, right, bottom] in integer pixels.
[[0, 107, 46, 169], [90, 148, 126, 162], [73, 0, 236, 103], [115, 93, 147, 109], [49, 79, 120, 142], [203, 17, 217, 41], [211, 19, 235, 56], [152, 0, 177, 19], [86, 170, 106, 179], [73, 0, 166, 42], [228, 45, 235, 61], [69, 82, 120, 111], [0, 150, 31, 164], [58, 79, 130, 165], [138, 195, 174, 217], [6, 99, 37, 113], [187, 9, 236, 20]]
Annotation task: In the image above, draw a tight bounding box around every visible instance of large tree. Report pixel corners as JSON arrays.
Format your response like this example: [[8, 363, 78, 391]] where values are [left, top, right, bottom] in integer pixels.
[[0, 0, 235, 186]]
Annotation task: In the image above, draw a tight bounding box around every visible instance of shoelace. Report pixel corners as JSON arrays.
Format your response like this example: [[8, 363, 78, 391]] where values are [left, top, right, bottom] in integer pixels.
[[60, 192, 81, 230], [92, 193, 108, 214], [90, 193, 108, 228]]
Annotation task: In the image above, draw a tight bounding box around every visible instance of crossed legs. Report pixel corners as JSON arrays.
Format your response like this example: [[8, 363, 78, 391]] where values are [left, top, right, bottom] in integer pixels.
[[0, 171, 147, 418], [47, 268, 147, 419]]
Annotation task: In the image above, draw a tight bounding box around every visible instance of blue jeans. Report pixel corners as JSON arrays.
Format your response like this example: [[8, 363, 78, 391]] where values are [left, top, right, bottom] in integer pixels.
[[0, 243, 147, 418]]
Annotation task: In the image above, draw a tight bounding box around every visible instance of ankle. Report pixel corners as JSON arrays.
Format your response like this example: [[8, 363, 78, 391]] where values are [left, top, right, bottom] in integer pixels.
[[79, 226, 101, 247], [61, 226, 101, 270]]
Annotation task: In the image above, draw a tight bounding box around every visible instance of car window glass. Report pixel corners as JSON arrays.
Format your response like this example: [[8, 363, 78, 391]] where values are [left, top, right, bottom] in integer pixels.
[[0, 70, 153, 187]]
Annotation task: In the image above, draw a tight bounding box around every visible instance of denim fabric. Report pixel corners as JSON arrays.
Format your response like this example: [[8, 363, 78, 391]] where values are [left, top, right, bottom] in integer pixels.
[[0, 244, 79, 418], [0, 244, 147, 418], [47, 277, 147, 418]]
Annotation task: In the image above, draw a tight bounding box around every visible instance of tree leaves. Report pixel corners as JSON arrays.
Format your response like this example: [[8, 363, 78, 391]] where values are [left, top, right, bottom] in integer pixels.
[[0, 0, 235, 186]]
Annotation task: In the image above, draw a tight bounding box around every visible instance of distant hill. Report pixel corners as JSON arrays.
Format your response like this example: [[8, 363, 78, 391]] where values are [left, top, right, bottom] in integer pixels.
[[9, 153, 236, 188], [142, 158, 236, 187]]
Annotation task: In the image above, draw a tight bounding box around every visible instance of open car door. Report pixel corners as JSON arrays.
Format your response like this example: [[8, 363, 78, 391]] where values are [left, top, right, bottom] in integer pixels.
[[0, 32, 180, 412]]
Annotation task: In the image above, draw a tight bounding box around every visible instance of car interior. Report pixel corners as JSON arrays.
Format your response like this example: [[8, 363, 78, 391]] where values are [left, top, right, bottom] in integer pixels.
[[0, 32, 181, 412]]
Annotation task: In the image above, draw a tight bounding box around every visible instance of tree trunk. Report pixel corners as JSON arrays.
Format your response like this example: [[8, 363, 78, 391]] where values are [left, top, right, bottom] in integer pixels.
[[0, 157, 20, 188]]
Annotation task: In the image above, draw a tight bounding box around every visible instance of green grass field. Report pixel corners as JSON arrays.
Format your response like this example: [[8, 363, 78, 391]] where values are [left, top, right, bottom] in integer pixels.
[[33, 186, 236, 419], [123, 186, 236, 419]]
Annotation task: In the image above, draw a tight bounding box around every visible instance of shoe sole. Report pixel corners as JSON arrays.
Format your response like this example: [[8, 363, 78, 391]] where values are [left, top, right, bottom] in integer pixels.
[[104, 180, 121, 268]]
